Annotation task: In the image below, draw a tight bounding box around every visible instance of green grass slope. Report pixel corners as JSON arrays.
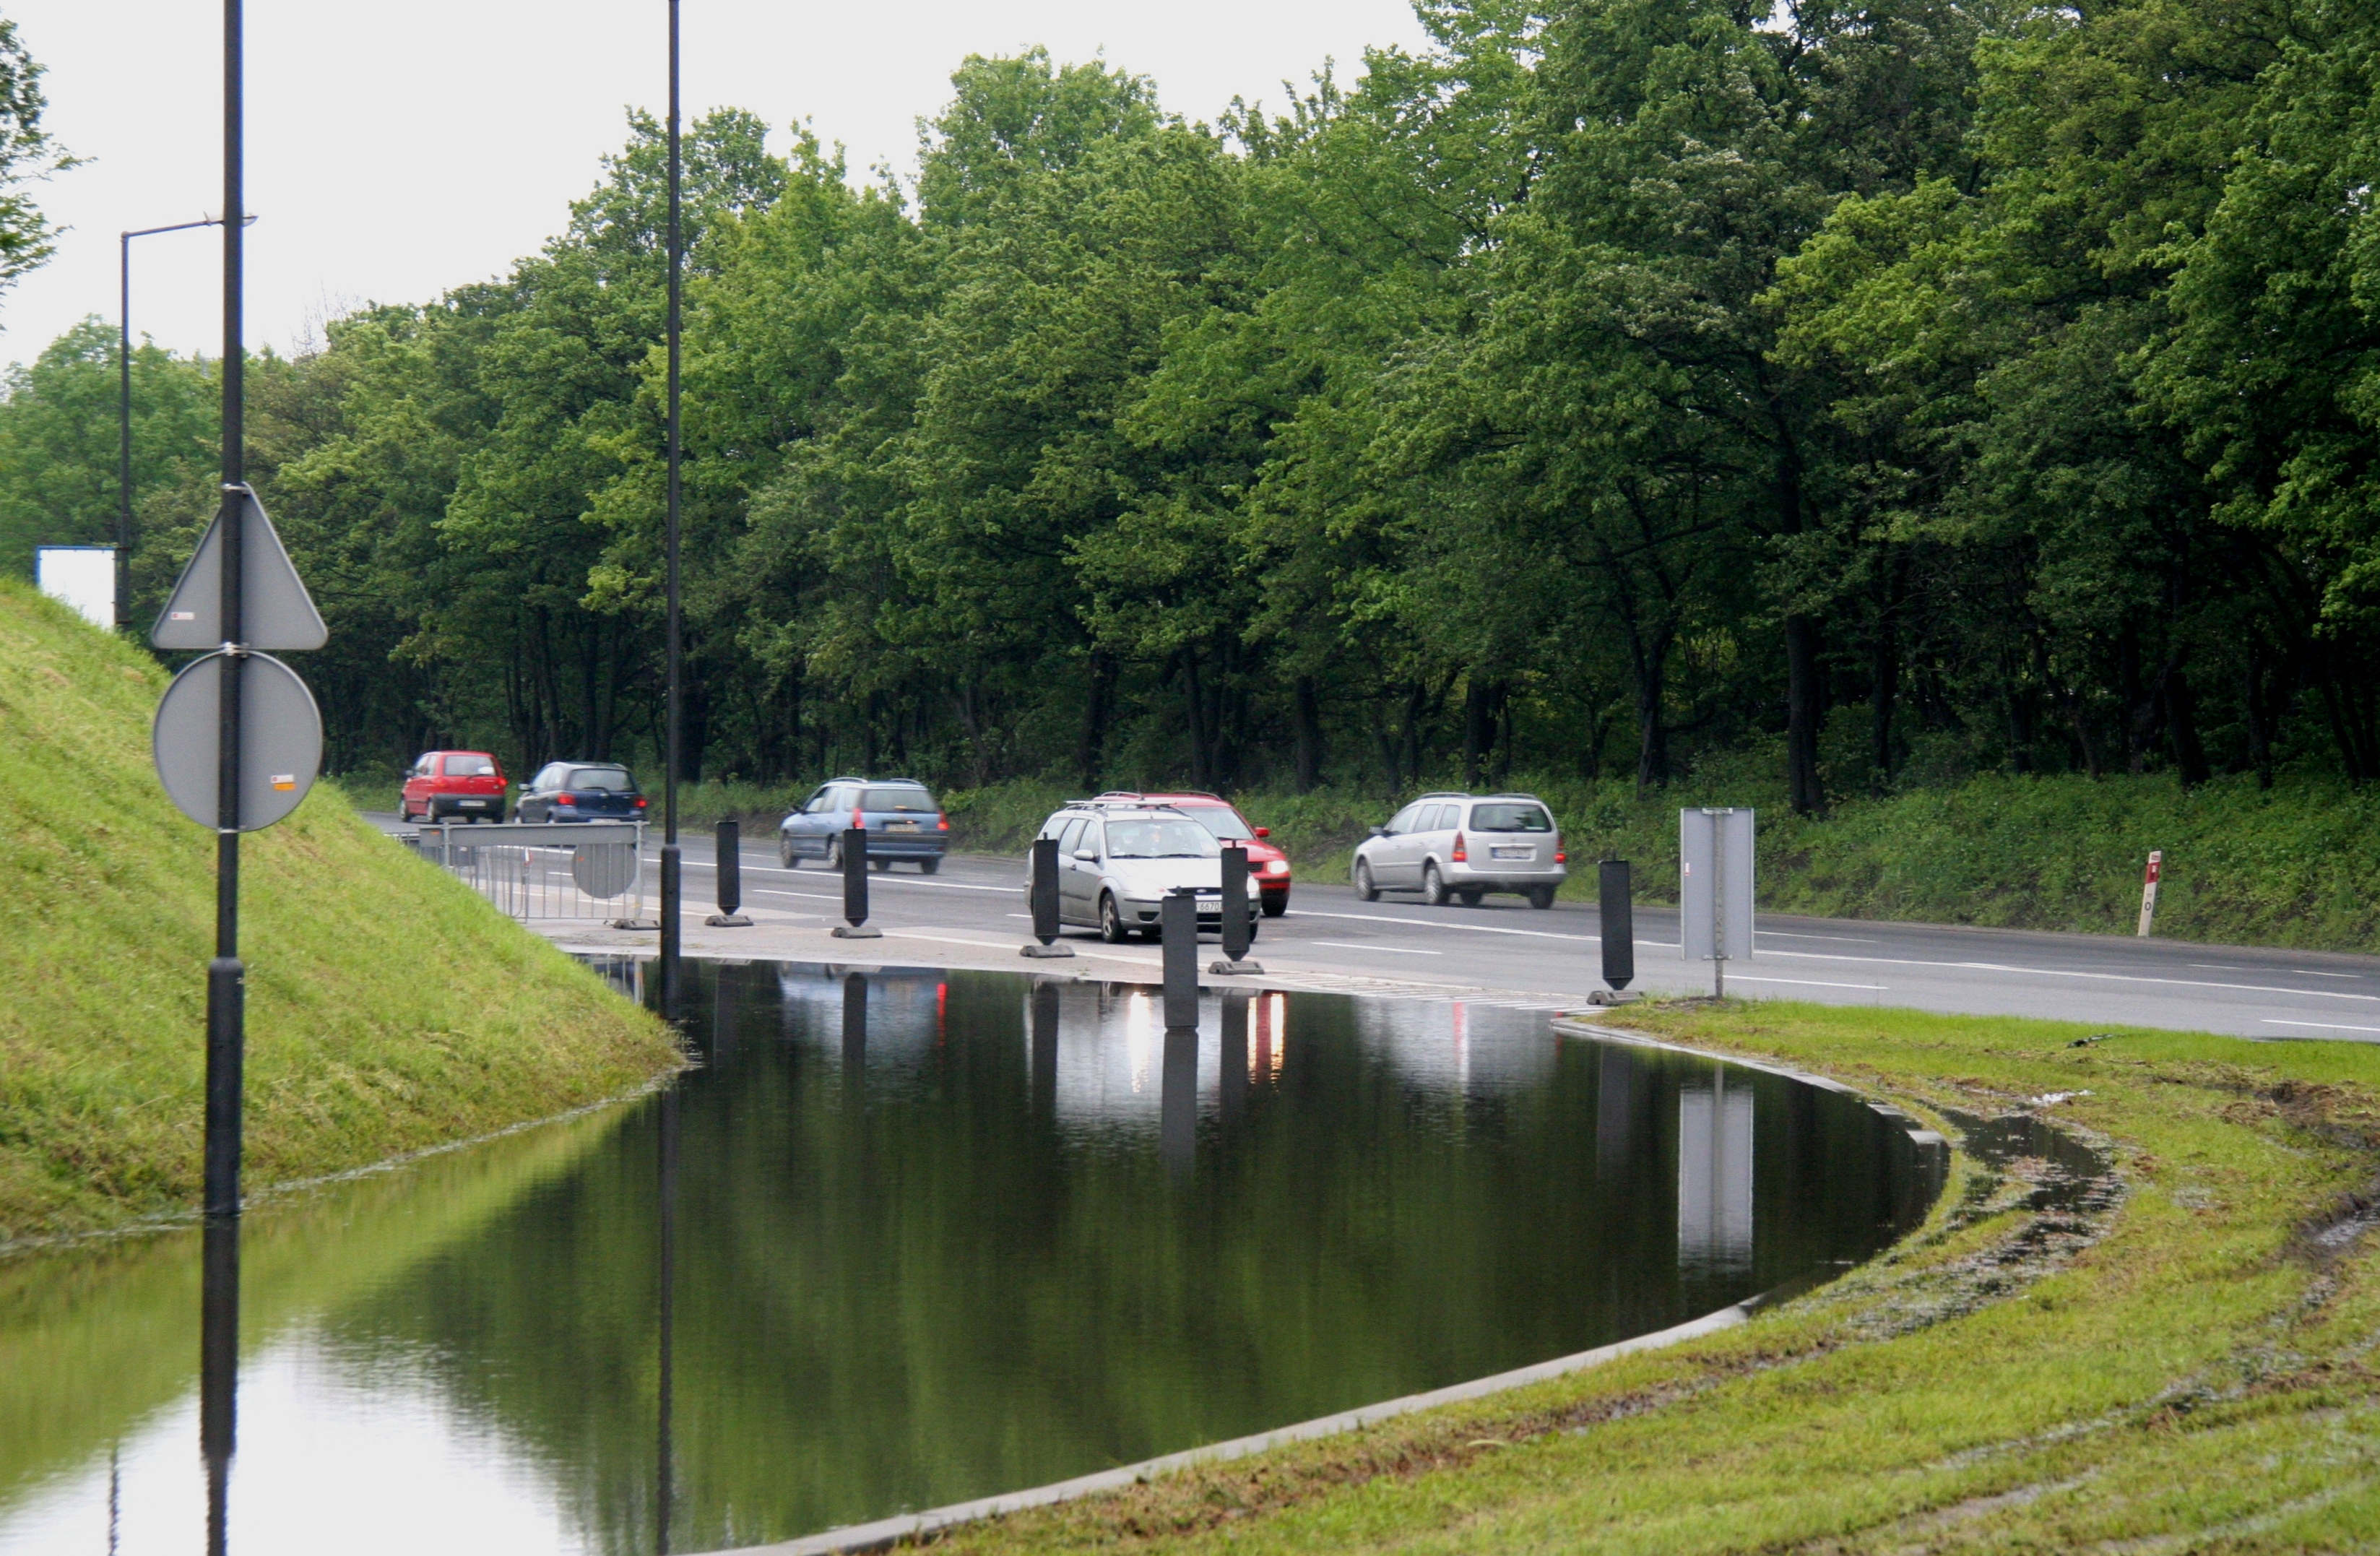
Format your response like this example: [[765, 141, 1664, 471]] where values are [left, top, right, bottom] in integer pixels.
[[0, 580, 680, 1241]]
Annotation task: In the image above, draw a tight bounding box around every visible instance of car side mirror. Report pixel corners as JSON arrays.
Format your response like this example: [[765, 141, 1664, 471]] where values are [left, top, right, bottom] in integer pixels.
[[1369, 826, 1388, 838], [1073, 847, 1097, 862], [1253, 826, 1271, 839]]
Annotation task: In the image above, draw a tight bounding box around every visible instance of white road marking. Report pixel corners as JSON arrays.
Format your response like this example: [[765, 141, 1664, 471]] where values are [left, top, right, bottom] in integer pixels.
[[2293, 970, 2365, 980], [752, 889, 842, 903], [2264, 1019, 2380, 1034], [1758, 948, 2380, 1002], [1307, 941, 1444, 956], [1289, 908, 1662, 946], [1757, 930, 1879, 943], [1721, 975, 1887, 991]]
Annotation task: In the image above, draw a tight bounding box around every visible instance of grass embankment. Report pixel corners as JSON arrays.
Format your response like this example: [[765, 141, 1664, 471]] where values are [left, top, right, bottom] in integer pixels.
[[0, 581, 680, 1242], [938, 1001, 2380, 1552]]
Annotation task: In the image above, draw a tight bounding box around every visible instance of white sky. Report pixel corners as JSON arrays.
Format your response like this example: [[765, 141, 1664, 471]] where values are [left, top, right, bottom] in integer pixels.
[[0, 1, 1430, 368]]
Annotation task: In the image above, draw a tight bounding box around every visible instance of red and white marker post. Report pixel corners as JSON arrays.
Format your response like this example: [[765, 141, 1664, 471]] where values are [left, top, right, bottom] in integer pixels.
[[2137, 850, 2163, 938]]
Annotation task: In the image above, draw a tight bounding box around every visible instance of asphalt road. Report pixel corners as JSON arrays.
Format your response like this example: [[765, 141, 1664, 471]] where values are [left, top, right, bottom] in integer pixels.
[[377, 815, 2380, 1041]]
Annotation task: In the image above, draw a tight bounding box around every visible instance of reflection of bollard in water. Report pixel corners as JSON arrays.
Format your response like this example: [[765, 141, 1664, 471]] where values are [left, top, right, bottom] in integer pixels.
[[1589, 858, 1640, 1006], [1161, 889, 1199, 1029], [1020, 836, 1073, 957], [706, 818, 752, 927], [710, 960, 740, 1064], [833, 826, 881, 938], [1211, 844, 1263, 974], [841, 970, 868, 1077], [1219, 989, 1249, 1126], [1030, 980, 1060, 1115], [1160, 1024, 1198, 1177]]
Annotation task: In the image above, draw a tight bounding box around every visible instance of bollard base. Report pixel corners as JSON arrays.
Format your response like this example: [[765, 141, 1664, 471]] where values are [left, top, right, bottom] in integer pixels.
[[831, 924, 883, 939], [705, 912, 754, 928], [1587, 988, 1641, 1006], [1020, 942, 1076, 959], [1208, 959, 1265, 976], [610, 917, 659, 930]]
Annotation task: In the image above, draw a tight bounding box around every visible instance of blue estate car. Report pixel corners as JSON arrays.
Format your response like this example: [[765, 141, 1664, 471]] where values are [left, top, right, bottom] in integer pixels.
[[779, 777, 949, 873]]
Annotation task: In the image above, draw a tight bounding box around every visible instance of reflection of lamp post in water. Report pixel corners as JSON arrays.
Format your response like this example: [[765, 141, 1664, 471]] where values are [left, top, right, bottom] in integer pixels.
[[656, 1082, 680, 1554], [201, 1218, 237, 1556]]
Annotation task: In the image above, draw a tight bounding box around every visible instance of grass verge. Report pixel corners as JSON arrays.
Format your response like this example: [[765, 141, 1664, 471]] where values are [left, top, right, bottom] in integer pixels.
[[926, 1000, 2380, 1552], [0, 581, 682, 1242]]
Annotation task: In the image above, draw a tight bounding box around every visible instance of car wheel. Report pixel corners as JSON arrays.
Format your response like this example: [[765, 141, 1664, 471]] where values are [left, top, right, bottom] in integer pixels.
[[1261, 894, 1286, 918], [1246, 917, 1260, 943], [1354, 860, 1379, 902], [779, 834, 798, 868], [1455, 889, 1483, 907], [1422, 862, 1450, 907], [871, 858, 890, 873], [1099, 893, 1130, 944], [827, 837, 843, 870], [1527, 886, 1557, 910], [919, 857, 940, 875]]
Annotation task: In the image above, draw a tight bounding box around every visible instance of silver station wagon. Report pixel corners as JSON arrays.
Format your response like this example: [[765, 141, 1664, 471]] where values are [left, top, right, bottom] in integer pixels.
[[1034, 800, 1263, 943], [1351, 791, 1567, 908]]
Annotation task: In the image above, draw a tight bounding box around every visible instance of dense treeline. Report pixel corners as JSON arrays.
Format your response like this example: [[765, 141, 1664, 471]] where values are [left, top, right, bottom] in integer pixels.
[[15, 0, 2380, 811]]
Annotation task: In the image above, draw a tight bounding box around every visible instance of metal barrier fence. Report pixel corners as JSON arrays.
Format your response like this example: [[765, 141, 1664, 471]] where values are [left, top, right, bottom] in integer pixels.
[[415, 821, 650, 925]]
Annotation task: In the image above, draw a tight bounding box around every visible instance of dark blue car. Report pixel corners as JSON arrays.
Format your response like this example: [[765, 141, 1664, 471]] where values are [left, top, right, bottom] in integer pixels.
[[779, 778, 948, 872], [516, 761, 649, 823]]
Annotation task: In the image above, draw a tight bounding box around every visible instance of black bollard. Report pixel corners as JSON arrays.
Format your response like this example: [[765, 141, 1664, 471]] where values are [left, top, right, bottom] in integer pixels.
[[832, 826, 880, 938], [1592, 858, 1638, 1005], [1212, 843, 1261, 973], [706, 818, 752, 927], [1161, 888, 1199, 1030], [1021, 836, 1073, 958]]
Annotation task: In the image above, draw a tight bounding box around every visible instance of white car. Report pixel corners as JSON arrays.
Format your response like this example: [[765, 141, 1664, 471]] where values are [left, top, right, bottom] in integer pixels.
[[1032, 802, 1264, 943], [1351, 792, 1567, 908]]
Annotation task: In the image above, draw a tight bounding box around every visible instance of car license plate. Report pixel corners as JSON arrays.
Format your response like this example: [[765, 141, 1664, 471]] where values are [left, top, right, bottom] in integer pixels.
[[888, 821, 919, 832], [460, 800, 486, 808], [1491, 845, 1530, 860]]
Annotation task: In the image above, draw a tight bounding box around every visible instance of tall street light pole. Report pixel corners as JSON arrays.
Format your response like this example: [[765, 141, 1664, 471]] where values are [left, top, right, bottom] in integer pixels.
[[659, 0, 684, 1016], [119, 215, 253, 635]]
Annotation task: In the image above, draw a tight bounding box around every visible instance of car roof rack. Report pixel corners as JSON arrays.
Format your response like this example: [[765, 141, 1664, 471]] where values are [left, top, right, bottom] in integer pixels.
[[1416, 790, 1471, 800]]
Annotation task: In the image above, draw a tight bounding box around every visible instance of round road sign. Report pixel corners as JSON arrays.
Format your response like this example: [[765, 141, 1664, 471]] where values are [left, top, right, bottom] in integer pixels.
[[152, 650, 324, 831]]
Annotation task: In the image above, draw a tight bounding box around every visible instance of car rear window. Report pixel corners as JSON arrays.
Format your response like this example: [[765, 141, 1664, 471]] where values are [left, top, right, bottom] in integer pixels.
[[568, 766, 635, 792], [445, 755, 497, 777], [864, 787, 936, 812], [1177, 805, 1253, 841], [1469, 803, 1552, 833]]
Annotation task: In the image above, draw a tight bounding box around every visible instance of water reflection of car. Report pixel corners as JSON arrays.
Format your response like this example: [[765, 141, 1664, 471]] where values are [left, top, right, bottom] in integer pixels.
[[1093, 791, 1292, 916], [514, 761, 649, 823], [1034, 802, 1263, 943], [399, 749, 509, 823], [778, 777, 950, 872], [1350, 791, 1566, 908]]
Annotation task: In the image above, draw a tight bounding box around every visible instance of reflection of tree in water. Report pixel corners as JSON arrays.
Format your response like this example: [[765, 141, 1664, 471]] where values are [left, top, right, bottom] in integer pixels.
[[315, 964, 1931, 1555]]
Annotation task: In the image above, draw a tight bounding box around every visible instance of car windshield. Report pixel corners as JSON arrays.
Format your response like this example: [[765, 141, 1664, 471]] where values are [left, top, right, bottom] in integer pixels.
[[863, 787, 935, 812], [569, 766, 635, 792], [1470, 803, 1552, 833], [1178, 805, 1253, 842], [1104, 818, 1221, 859], [446, 756, 496, 777]]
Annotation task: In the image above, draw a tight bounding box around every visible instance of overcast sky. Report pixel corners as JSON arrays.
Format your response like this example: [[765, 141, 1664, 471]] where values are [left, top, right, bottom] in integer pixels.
[[0, 1, 1429, 369]]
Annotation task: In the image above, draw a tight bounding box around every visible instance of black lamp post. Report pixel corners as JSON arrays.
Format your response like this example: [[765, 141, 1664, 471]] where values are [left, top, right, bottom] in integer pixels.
[[119, 216, 241, 631], [659, 0, 684, 1016]]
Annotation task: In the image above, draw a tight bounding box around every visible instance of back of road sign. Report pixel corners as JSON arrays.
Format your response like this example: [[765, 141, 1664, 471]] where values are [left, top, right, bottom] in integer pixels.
[[1679, 808, 1754, 962], [152, 489, 327, 651], [152, 651, 323, 830]]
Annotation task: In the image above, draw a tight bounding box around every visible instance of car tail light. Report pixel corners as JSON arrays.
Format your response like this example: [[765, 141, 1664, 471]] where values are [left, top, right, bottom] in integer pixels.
[[937, 813, 950, 831], [1451, 832, 1467, 863], [1556, 847, 1567, 863], [634, 797, 648, 808], [851, 805, 864, 829], [555, 795, 576, 806]]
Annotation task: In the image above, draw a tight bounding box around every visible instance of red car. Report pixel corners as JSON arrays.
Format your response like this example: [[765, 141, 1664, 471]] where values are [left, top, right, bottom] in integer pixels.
[[1095, 791, 1292, 915], [400, 750, 509, 823]]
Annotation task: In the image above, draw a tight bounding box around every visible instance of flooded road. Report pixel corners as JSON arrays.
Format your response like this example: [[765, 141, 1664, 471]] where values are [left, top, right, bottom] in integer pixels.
[[1, 961, 1939, 1554]]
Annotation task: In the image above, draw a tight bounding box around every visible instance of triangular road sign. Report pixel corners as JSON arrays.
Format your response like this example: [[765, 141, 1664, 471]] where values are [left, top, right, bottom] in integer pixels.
[[152, 487, 328, 651]]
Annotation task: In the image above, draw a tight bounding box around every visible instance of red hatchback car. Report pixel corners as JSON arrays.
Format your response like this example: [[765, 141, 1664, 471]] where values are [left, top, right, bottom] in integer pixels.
[[1096, 791, 1293, 915], [400, 750, 509, 823]]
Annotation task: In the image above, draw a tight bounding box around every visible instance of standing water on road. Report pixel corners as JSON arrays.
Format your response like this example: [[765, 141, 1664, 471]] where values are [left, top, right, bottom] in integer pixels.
[[0, 963, 1939, 1555]]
